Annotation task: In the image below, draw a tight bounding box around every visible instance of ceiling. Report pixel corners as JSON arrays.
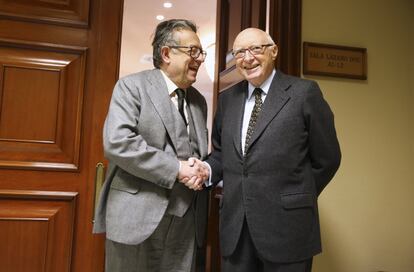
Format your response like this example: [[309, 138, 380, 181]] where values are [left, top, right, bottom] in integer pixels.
[[120, 0, 217, 77]]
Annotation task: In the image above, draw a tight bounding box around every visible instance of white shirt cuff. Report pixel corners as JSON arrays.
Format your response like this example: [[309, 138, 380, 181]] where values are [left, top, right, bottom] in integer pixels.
[[203, 162, 213, 187]]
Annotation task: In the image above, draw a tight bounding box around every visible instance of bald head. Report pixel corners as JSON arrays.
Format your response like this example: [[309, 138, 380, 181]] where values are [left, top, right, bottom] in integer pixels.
[[233, 28, 275, 50], [232, 28, 278, 87]]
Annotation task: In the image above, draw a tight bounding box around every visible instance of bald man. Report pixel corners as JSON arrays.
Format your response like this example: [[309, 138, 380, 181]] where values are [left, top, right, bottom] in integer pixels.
[[205, 28, 341, 272]]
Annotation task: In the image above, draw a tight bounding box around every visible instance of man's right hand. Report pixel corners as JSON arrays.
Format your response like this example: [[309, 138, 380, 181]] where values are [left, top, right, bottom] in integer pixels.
[[178, 158, 209, 191]]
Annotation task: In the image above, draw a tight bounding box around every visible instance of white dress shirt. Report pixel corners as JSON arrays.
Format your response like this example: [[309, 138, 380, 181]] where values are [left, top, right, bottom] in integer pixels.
[[241, 69, 275, 154], [160, 70, 188, 127], [160, 70, 189, 172]]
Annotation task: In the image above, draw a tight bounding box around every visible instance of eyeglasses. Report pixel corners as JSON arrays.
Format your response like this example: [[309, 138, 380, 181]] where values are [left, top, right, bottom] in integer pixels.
[[169, 45, 207, 60], [232, 44, 274, 59]]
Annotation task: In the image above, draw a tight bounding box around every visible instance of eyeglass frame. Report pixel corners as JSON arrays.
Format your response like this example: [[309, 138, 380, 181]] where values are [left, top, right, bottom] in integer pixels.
[[168, 45, 207, 60], [232, 43, 275, 59]]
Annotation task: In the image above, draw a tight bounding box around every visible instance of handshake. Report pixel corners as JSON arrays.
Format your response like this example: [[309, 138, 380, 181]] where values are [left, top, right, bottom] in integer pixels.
[[178, 157, 210, 191]]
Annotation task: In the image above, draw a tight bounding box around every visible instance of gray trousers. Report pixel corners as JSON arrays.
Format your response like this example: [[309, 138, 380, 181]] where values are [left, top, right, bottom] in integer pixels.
[[106, 208, 196, 272]]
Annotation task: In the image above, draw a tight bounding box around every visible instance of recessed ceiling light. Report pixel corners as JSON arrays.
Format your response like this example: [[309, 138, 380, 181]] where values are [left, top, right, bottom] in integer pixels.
[[163, 2, 173, 8], [156, 15, 165, 20]]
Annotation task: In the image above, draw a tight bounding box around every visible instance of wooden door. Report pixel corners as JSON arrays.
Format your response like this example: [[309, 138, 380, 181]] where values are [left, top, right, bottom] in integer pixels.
[[0, 1, 123, 271]]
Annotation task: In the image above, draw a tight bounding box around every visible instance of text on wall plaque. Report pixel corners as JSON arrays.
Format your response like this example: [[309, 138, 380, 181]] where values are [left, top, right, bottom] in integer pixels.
[[303, 42, 367, 80]]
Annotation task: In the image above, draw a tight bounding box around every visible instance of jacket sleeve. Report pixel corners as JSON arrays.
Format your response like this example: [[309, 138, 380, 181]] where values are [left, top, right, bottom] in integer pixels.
[[304, 81, 341, 195], [205, 93, 224, 185]]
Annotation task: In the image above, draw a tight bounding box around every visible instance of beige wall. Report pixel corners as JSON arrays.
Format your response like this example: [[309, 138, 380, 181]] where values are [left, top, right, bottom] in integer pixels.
[[411, 3, 414, 166], [302, 0, 414, 271]]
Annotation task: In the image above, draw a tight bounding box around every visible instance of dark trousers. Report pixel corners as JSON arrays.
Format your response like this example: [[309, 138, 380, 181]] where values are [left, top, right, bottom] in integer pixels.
[[221, 219, 313, 272]]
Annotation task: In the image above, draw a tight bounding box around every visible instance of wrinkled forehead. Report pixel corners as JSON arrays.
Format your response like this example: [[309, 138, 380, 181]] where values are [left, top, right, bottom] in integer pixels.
[[233, 30, 269, 50]]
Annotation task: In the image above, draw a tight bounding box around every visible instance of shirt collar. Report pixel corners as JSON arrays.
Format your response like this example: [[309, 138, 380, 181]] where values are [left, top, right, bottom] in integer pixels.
[[160, 69, 185, 96], [247, 69, 276, 100]]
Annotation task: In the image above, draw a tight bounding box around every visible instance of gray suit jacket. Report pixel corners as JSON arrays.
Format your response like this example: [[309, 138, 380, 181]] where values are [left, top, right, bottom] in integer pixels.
[[93, 69, 209, 247], [206, 71, 341, 262]]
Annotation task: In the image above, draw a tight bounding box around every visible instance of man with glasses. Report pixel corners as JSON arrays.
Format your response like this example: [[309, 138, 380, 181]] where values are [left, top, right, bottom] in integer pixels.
[[203, 28, 341, 271], [93, 19, 209, 272]]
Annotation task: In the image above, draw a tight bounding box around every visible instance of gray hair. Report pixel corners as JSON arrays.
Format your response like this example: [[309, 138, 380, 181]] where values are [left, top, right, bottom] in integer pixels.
[[152, 19, 197, 68]]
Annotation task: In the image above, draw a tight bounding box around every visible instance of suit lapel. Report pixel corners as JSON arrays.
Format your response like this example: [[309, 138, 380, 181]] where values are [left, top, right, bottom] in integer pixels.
[[232, 81, 248, 157], [186, 88, 208, 158], [246, 72, 291, 153], [144, 70, 179, 151]]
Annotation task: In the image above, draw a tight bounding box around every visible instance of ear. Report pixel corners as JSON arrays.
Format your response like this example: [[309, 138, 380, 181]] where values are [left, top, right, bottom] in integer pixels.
[[160, 46, 171, 64], [271, 44, 278, 60]]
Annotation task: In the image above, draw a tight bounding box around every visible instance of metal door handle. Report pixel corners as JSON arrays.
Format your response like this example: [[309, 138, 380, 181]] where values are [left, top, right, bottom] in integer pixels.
[[92, 162, 105, 222]]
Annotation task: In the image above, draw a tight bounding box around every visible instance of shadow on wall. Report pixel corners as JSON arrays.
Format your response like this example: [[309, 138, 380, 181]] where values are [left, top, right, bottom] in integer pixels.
[[314, 206, 342, 272]]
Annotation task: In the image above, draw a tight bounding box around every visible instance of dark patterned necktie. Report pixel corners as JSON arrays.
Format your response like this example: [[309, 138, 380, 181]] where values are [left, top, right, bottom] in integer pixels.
[[244, 88, 263, 154], [175, 88, 188, 126]]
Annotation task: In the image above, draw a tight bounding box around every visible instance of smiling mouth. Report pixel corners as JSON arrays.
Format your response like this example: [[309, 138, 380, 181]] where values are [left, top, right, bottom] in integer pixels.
[[244, 64, 260, 72]]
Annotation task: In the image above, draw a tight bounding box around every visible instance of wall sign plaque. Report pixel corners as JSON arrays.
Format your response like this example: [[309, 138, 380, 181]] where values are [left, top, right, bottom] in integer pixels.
[[303, 42, 367, 79]]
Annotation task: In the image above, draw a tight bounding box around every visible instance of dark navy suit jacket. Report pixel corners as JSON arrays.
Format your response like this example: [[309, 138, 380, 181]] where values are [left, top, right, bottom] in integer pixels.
[[206, 71, 341, 262]]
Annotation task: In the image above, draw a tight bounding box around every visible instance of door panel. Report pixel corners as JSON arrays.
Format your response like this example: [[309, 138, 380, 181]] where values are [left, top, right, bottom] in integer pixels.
[[0, 190, 77, 272], [0, 0, 123, 271], [0, 0, 89, 27], [0, 41, 86, 170]]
